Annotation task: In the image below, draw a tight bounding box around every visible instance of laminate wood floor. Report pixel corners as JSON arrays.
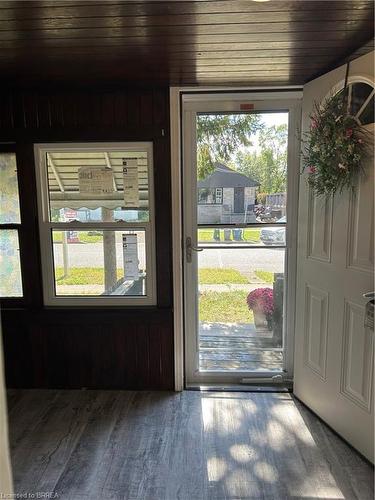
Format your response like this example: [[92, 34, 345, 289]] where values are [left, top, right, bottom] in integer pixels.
[[7, 390, 374, 500]]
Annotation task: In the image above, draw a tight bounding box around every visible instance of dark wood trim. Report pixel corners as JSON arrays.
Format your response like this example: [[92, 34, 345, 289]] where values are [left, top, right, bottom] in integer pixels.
[[0, 143, 16, 151], [15, 142, 44, 308]]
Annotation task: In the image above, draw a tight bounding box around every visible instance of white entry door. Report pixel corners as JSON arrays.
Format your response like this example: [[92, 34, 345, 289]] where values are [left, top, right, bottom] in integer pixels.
[[294, 52, 374, 462]]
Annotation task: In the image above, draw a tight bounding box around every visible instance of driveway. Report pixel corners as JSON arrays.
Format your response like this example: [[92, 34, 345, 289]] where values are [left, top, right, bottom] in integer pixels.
[[198, 247, 285, 277], [53, 242, 146, 269]]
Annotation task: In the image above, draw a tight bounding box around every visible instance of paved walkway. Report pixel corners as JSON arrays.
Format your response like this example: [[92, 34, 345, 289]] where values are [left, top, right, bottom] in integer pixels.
[[56, 283, 272, 295], [199, 283, 271, 292], [56, 284, 103, 295]]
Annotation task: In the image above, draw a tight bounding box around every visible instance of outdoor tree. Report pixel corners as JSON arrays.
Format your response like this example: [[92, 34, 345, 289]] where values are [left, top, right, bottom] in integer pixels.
[[236, 124, 288, 194], [197, 114, 263, 179]]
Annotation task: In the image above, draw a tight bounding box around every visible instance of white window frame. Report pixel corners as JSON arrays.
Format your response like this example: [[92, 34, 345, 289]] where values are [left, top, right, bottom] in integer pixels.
[[34, 142, 157, 306]]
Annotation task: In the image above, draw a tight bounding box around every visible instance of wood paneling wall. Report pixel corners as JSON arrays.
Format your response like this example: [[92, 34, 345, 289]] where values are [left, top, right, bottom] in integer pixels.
[[0, 86, 174, 390], [0, 1, 373, 86]]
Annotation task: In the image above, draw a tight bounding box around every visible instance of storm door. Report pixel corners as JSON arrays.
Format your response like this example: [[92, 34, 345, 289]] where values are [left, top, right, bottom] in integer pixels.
[[182, 91, 301, 386]]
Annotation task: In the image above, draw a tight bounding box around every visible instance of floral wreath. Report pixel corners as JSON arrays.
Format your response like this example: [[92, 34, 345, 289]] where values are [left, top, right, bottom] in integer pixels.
[[302, 65, 370, 196]]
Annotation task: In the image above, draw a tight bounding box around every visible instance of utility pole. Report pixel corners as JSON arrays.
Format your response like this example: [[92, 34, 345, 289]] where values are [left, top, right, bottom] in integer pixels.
[[102, 207, 117, 293]]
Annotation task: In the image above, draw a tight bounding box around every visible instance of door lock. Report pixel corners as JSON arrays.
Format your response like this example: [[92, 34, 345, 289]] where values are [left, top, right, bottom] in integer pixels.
[[186, 236, 203, 263]]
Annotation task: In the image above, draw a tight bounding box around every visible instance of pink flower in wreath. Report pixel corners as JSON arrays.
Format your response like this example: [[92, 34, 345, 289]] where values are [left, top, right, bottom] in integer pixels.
[[357, 138, 363, 144], [311, 118, 318, 129], [307, 165, 316, 174], [345, 128, 353, 138]]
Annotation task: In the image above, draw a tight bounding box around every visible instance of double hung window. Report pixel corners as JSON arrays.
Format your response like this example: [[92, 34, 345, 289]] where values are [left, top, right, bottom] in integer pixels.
[[34, 143, 156, 306]]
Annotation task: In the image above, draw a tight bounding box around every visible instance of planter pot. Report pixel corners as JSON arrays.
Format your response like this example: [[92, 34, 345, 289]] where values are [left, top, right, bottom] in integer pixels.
[[266, 315, 273, 331], [253, 308, 268, 328]]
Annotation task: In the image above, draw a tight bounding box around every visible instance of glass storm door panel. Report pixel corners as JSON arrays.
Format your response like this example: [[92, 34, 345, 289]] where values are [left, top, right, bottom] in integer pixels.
[[183, 92, 301, 386]]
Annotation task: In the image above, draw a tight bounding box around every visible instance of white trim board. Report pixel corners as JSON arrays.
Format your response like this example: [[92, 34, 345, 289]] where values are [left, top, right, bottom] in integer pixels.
[[170, 88, 184, 391]]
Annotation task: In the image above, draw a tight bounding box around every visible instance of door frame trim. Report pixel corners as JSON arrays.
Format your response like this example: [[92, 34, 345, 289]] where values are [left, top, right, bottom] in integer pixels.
[[170, 87, 184, 391], [170, 86, 302, 390]]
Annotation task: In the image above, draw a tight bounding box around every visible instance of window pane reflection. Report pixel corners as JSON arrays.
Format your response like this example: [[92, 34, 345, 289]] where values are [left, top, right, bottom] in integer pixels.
[[47, 150, 150, 223], [0, 230, 23, 297], [0, 153, 21, 224]]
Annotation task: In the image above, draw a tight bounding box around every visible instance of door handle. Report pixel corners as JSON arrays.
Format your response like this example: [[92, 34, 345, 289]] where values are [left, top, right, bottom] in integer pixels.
[[186, 236, 203, 263]]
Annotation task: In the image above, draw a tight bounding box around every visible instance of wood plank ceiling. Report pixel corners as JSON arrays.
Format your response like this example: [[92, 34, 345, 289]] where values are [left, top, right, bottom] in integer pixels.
[[0, 0, 374, 87]]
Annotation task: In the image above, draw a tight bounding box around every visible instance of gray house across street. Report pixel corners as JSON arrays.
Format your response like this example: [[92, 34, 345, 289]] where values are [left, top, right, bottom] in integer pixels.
[[197, 162, 260, 224]]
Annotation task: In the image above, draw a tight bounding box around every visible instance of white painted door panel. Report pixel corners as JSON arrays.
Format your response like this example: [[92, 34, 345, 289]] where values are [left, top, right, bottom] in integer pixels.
[[294, 51, 374, 462]]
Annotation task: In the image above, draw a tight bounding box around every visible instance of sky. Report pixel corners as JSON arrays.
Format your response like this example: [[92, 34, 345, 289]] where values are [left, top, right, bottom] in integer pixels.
[[261, 112, 288, 128], [248, 112, 288, 154]]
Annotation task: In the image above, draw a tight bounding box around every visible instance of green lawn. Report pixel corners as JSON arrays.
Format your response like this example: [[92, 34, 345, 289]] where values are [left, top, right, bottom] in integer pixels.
[[254, 270, 274, 283], [56, 267, 123, 285], [53, 232, 103, 244], [199, 268, 248, 284], [56, 266, 271, 289], [54, 229, 260, 245], [198, 228, 260, 243], [199, 290, 253, 323], [56, 266, 248, 286]]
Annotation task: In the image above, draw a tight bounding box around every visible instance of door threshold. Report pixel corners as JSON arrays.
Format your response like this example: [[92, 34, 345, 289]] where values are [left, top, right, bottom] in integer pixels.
[[186, 382, 293, 393]]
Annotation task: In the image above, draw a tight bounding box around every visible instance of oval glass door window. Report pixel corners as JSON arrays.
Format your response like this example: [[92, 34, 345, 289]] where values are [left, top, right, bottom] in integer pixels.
[[340, 81, 374, 126]]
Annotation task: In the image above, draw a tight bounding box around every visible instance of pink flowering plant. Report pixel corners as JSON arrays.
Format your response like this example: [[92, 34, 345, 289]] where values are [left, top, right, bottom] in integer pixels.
[[247, 288, 274, 317], [302, 91, 369, 196]]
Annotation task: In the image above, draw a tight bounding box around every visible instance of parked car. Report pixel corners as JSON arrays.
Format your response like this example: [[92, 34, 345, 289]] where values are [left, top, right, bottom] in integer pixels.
[[260, 216, 286, 245]]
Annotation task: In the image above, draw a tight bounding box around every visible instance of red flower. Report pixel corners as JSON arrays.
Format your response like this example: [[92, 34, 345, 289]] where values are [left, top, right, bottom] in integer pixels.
[[345, 128, 353, 138], [307, 165, 316, 174]]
